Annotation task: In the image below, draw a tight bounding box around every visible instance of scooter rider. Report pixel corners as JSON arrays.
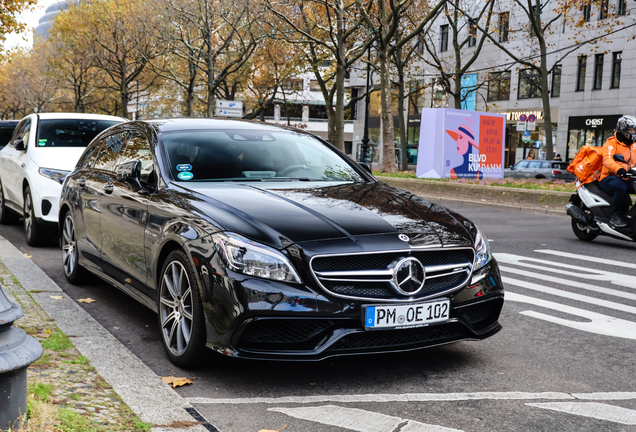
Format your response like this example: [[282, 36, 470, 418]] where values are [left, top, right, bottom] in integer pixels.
[[599, 115, 636, 227]]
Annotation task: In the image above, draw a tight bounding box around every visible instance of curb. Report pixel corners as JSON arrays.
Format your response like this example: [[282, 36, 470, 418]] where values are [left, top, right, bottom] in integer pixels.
[[376, 176, 571, 215], [0, 236, 219, 432]]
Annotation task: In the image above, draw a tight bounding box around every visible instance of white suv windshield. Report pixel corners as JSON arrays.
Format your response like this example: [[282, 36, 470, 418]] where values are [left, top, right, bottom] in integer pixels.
[[37, 119, 120, 148]]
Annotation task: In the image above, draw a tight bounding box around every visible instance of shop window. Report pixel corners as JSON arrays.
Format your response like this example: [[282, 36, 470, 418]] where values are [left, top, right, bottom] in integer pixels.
[[440, 25, 449, 52], [618, 0, 626, 15], [498, 12, 509, 42], [611, 52, 622, 89], [599, 0, 609, 19], [551, 65, 562, 97], [518, 69, 541, 99], [583, 0, 591, 21], [468, 20, 477, 47], [576, 56, 587, 92], [593, 54, 603, 90], [488, 71, 511, 101]]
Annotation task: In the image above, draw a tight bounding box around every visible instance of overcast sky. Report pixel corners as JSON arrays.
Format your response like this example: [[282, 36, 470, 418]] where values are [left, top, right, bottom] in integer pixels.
[[4, 0, 58, 50]]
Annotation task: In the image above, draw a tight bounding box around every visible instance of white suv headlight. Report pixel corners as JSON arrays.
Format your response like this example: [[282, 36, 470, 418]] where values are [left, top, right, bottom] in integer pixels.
[[473, 228, 492, 271], [212, 232, 303, 284], [39, 168, 70, 185]]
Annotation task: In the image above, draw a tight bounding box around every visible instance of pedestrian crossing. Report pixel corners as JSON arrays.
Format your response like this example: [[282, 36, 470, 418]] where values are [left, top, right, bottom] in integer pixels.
[[496, 250, 636, 340]]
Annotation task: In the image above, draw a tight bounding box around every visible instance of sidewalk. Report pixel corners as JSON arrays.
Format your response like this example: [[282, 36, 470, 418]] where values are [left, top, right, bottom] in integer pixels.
[[0, 236, 217, 432]]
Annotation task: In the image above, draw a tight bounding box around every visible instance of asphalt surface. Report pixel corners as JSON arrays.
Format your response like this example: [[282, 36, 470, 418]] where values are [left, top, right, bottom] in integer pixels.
[[2, 202, 636, 432]]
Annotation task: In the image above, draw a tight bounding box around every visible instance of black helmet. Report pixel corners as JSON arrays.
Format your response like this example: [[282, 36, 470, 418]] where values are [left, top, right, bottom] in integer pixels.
[[616, 115, 636, 142]]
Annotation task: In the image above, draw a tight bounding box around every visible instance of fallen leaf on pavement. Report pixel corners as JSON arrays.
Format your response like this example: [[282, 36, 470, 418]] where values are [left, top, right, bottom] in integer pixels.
[[160, 376, 193, 388], [50, 296, 64, 300], [78, 298, 96, 303], [258, 426, 287, 432], [24, 254, 32, 258], [45, 329, 51, 333]]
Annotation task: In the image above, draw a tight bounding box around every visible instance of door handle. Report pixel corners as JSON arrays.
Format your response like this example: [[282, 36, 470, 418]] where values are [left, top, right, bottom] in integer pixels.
[[21, 163, 25, 168], [78, 177, 86, 188], [103, 183, 114, 194]]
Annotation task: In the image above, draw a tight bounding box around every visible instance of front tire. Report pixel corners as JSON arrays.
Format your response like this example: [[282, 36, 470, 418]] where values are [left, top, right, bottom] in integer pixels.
[[61, 212, 88, 284], [158, 249, 206, 367], [24, 186, 44, 246]]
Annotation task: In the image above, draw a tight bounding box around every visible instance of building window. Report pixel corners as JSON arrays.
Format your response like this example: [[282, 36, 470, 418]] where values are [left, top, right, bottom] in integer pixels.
[[576, 55, 587, 91], [487, 71, 511, 101], [618, 0, 626, 15], [440, 25, 449, 51], [281, 78, 303, 91], [583, 0, 591, 21], [611, 52, 622, 88], [468, 20, 477, 47], [309, 80, 321, 92], [599, 0, 609, 19], [551, 65, 562, 97], [498, 12, 509, 42], [518, 69, 541, 99], [593, 54, 604, 90]]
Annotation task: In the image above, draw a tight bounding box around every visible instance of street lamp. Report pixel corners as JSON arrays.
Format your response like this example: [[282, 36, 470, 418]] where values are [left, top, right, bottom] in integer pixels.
[[360, 45, 372, 164]]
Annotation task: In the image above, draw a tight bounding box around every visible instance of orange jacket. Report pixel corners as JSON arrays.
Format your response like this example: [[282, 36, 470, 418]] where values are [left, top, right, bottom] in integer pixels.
[[600, 133, 636, 181]]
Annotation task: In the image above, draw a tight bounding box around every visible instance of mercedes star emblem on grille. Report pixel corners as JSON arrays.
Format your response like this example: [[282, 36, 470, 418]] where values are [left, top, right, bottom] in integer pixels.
[[398, 234, 410, 242], [392, 257, 426, 295]]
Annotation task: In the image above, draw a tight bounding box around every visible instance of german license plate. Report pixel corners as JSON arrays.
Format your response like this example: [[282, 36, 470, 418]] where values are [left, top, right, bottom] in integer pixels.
[[363, 299, 450, 330]]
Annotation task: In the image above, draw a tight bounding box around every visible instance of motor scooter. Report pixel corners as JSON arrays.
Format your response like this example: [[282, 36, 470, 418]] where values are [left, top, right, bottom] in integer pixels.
[[566, 154, 636, 242]]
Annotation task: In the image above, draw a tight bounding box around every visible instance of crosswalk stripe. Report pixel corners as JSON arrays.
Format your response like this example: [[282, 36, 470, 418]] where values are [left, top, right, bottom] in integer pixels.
[[269, 406, 464, 432], [526, 402, 636, 425], [502, 276, 636, 315], [535, 249, 636, 269], [495, 253, 636, 288], [498, 265, 636, 302], [505, 292, 636, 340]]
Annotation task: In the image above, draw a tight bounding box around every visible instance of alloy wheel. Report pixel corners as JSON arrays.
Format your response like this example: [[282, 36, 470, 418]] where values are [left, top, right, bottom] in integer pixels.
[[62, 214, 77, 277], [159, 261, 194, 357], [24, 192, 33, 239]]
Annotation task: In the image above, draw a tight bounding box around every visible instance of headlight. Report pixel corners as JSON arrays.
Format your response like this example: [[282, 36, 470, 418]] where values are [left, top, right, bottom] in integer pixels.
[[212, 232, 303, 284], [39, 168, 70, 185], [473, 228, 492, 271]]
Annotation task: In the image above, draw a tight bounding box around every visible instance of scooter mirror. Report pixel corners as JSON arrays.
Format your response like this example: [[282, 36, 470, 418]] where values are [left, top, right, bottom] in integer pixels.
[[613, 154, 627, 163]]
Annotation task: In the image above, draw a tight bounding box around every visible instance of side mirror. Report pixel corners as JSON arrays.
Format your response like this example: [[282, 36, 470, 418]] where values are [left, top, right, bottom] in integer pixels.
[[115, 160, 148, 194], [613, 154, 627, 163], [14, 138, 25, 151], [359, 163, 372, 173]]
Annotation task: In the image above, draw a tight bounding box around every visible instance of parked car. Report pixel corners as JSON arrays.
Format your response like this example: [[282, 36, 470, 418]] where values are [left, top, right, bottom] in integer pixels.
[[0, 120, 19, 150], [0, 113, 126, 245], [504, 159, 575, 182], [60, 119, 505, 366]]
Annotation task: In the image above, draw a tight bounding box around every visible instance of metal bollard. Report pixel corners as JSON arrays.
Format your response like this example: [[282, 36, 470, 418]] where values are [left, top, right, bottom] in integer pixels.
[[0, 285, 43, 431]]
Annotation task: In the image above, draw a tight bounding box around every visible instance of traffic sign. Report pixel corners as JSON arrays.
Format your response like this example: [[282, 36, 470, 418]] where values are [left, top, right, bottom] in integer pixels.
[[516, 121, 526, 131], [528, 114, 537, 122], [216, 108, 242, 118], [216, 100, 243, 110], [519, 114, 528, 122]]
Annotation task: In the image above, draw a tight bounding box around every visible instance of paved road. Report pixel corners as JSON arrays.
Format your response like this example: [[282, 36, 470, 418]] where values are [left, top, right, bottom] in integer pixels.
[[2, 202, 636, 432]]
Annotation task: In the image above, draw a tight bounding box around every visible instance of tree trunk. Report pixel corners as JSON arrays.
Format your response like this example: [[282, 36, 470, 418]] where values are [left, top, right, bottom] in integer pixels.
[[121, 82, 128, 119], [333, 60, 346, 151], [539, 46, 554, 160], [379, 46, 397, 173], [396, 67, 408, 171], [326, 103, 336, 144]]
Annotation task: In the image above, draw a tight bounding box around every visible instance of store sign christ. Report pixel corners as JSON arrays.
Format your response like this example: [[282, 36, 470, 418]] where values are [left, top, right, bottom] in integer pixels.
[[585, 118, 604, 128]]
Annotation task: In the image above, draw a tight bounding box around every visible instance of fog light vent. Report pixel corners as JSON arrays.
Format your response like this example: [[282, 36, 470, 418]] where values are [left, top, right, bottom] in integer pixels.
[[41, 199, 52, 216]]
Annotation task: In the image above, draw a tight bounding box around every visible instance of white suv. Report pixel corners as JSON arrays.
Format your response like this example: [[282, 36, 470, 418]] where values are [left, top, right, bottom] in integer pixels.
[[0, 113, 125, 245]]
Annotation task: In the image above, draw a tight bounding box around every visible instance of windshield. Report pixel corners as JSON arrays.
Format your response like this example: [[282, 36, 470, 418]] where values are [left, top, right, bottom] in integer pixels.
[[36, 119, 121, 148], [162, 129, 365, 182]]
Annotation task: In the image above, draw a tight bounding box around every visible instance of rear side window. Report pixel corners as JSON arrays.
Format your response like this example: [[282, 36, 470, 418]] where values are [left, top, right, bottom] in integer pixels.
[[540, 162, 551, 168], [528, 161, 542, 169], [36, 119, 120, 148], [552, 162, 567, 169]]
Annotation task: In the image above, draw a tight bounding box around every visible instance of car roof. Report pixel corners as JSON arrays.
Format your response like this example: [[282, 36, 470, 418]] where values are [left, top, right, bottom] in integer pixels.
[[144, 118, 306, 134], [35, 113, 127, 122]]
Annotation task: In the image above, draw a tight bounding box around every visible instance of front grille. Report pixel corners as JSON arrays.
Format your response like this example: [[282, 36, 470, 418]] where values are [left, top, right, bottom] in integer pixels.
[[329, 323, 471, 351], [311, 248, 474, 301], [239, 319, 333, 344]]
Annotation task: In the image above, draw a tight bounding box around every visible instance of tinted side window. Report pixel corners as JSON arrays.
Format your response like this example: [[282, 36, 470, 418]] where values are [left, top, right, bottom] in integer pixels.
[[81, 141, 105, 168], [515, 161, 530, 169], [553, 162, 567, 169], [94, 133, 126, 172], [118, 133, 154, 182], [11, 119, 31, 148]]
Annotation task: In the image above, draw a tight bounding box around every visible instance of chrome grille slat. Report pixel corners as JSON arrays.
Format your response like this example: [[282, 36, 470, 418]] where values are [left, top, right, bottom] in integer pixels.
[[310, 248, 474, 302]]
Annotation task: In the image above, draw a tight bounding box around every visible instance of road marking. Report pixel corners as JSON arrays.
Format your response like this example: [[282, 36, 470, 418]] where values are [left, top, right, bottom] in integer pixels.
[[498, 265, 636, 302], [527, 402, 636, 425], [186, 392, 636, 405], [502, 276, 636, 315], [269, 405, 464, 432], [535, 249, 636, 270], [506, 292, 636, 340], [495, 253, 636, 289]]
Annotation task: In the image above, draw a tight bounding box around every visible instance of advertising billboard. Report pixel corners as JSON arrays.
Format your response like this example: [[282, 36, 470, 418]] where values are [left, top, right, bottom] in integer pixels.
[[416, 108, 506, 179]]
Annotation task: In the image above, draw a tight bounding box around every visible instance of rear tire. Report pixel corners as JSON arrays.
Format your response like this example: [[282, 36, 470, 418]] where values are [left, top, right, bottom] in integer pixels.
[[0, 179, 17, 225], [571, 205, 597, 241], [24, 186, 44, 246]]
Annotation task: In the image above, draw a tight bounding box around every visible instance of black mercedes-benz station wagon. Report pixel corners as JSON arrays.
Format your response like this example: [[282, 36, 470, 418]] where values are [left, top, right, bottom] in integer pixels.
[[59, 119, 504, 366]]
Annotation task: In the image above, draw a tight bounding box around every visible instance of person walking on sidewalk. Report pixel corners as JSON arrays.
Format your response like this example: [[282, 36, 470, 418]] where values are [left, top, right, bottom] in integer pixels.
[[599, 116, 636, 227]]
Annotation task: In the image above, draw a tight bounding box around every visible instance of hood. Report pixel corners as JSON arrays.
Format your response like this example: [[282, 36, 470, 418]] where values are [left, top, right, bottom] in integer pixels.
[[29, 147, 86, 171], [178, 181, 475, 250]]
